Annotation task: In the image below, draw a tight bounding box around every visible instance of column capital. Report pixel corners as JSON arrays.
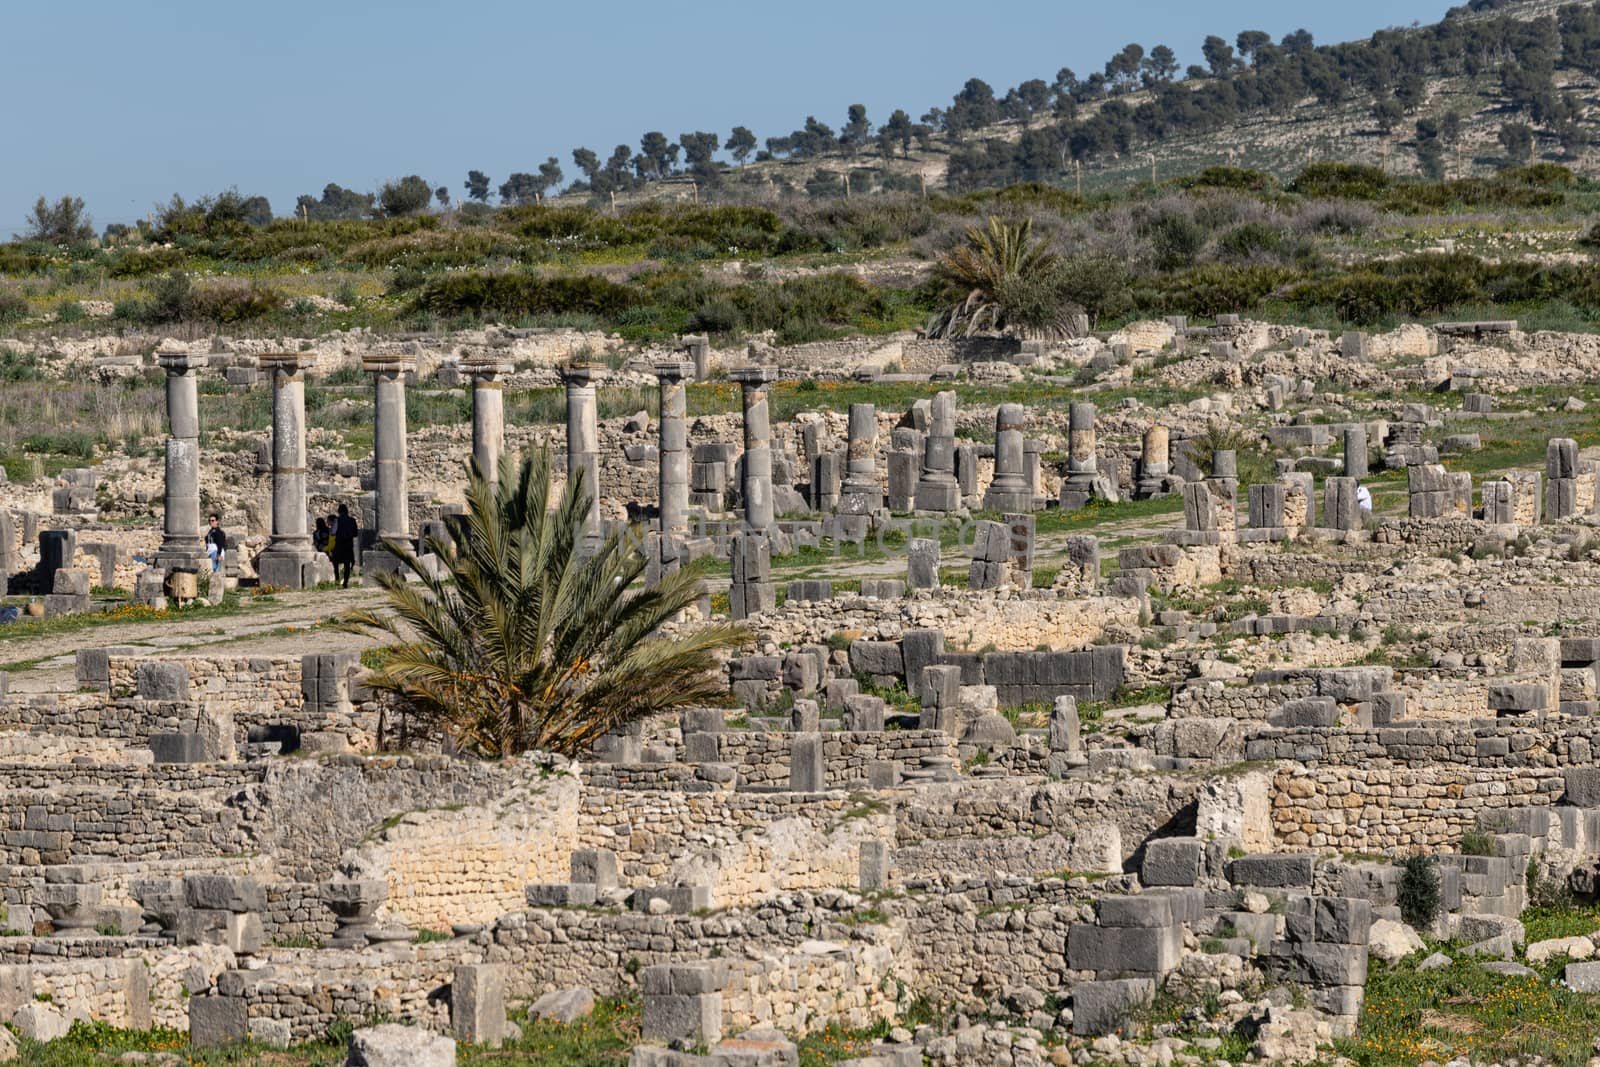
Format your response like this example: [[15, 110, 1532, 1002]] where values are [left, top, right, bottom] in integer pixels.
[[461, 357, 514, 381], [361, 355, 416, 376], [729, 366, 779, 387], [157, 349, 203, 374], [559, 362, 603, 386], [259, 351, 318, 373], [653, 360, 694, 382]]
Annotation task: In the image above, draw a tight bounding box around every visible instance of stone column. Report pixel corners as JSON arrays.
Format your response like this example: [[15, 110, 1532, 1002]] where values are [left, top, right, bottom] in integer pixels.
[[364, 355, 415, 554], [840, 403, 881, 514], [1344, 426, 1369, 480], [1135, 424, 1170, 499], [255, 352, 318, 588], [560, 363, 602, 542], [1068, 402, 1097, 474], [731, 366, 778, 532], [154, 350, 208, 571], [915, 391, 959, 512], [1060, 401, 1100, 511], [463, 357, 512, 483], [655, 360, 693, 538], [984, 403, 1032, 512]]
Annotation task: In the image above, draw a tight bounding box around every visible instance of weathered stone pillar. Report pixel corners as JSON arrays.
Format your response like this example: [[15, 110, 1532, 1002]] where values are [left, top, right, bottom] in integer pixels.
[[154, 350, 208, 571], [915, 391, 959, 512], [1344, 426, 1369, 480], [463, 357, 512, 482], [731, 367, 778, 532], [655, 360, 693, 538], [1135, 424, 1170, 499], [1060, 401, 1100, 511], [984, 403, 1032, 512], [560, 363, 602, 542], [1143, 426, 1169, 477], [364, 356, 414, 550], [681, 334, 710, 380], [255, 352, 317, 588], [1068, 402, 1098, 474], [840, 403, 881, 513]]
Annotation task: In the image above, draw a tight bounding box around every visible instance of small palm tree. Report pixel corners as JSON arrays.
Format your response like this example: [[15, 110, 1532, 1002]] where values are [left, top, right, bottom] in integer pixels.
[[339, 448, 745, 757], [927, 215, 1071, 338]]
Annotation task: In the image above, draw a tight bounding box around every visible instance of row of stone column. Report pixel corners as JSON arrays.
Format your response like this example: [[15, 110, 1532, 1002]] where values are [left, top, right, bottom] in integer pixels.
[[153, 350, 518, 589]]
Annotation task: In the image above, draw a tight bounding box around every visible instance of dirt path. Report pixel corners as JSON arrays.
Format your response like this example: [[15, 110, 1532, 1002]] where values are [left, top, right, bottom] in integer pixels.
[[3, 586, 388, 694]]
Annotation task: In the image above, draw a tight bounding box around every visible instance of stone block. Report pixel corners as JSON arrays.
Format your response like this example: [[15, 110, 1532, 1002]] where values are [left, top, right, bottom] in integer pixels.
[[452, 964, 506, 1048], [1228, 853, 1314, 888], [632, 886, 712, 914], [1488, 684, 1546, 712], [150, 733, 207, 764], [1293, 942, 1369, 986], [1067, 923, 1182, 975], [571, 849, 618, 889], [1097, 895, 1173, 928], [1141, 838, 1203, 887], [136, 661, 190, 702], [189, 996, 248, 1048], [1071, 978, 1155, 1037], [347, 1024, 456, 1067], [1218, 912, 1277, 950], [184, 875, 266, 913], [1274, 697, 1338, 728], [642, 993, 722, 1048], [789, 733, 825, 792], [860, 841, 890, 892]]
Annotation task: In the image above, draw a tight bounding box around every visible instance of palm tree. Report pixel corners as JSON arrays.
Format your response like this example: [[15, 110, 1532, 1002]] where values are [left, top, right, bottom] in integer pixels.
[[339, 448, 745, 757], [927, 215, 1072, 339]]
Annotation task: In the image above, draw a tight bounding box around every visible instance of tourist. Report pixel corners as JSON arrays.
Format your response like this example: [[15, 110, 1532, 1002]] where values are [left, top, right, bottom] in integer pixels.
[[313, 516, 330, 556], [1355, 481, 1373, 514], [205, 513, 227, 573], [332, 503, 359, 587]]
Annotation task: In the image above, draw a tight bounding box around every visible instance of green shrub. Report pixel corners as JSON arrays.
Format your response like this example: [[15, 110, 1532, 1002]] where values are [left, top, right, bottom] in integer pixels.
[[1289, 162, 1391, 200], [0, 291, 28, 324], [415, 272, 635, 319], [189, 283, 283, 322], [1459, 830, 1496, 856], [1398, 853, 1441, 930], [55, 300, 87, 324]]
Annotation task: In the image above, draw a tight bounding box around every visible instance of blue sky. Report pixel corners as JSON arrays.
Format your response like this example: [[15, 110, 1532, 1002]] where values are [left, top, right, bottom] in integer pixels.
[[4, 0, 1455, 235]]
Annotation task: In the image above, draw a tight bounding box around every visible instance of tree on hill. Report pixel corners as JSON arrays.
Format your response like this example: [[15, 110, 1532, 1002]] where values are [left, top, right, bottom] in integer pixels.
[[498, 173, 541, 205], [295, 183, 373, 221], [839, 104, 871, 155], [379, 176, 434, 217], [1498, 121, 1535, 165], [20, 195, 94, 245], [881, 109, 914, 158], [1236, 30, 1272, 66], [464, 170, 492, 203], [725, 126, 757, 165], [637, 132, 675, 179], [1015, 79, 1051, 123], [947, 78, 1000, 134], [435, 186, 450, 209], [572, 149, 600, 183], [1142, 46, 1179, 85], [336, 450, 745, 759], [679, 132, 721, 180], [537, 157, 564, 198], [1202, 35, 1236, 77]]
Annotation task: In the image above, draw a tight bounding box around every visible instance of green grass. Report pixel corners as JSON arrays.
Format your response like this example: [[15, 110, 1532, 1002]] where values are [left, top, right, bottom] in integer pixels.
[[1340, 955, 1600, 1067], [0, 591, 261, 647]]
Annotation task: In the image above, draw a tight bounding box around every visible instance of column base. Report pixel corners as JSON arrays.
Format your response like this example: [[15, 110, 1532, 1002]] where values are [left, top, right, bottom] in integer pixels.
[[257, 544, 326, 590], [983, 488, 1034, 513], [915, 480, 960, 512]]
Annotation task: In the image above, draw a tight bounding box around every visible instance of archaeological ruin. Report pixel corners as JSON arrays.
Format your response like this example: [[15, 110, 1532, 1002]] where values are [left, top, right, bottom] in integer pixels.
[[5, 315, 1600, 1065]]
